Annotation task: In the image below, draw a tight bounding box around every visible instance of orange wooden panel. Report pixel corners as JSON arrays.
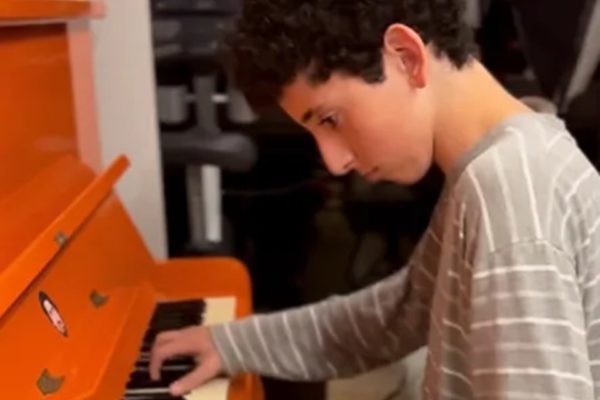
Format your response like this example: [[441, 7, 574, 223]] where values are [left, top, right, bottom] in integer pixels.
[[0, 24, 78, 197], [68, 19, 103, 171], [0, 0, 103, 21]]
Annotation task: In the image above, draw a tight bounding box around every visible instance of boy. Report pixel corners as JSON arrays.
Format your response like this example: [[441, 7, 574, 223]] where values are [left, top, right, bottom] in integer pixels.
[[150, 0, 600, 398]]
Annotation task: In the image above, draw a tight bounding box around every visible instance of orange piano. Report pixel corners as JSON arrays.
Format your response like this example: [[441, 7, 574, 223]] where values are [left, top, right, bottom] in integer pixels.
[[0, 1, 262, 399]]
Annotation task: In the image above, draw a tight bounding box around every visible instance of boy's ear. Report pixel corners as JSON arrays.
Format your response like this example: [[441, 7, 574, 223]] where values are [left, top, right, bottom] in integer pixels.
[[382, 23, 428, 88]]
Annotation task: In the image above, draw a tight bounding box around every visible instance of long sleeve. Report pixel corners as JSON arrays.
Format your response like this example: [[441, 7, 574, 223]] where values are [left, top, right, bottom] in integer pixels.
[[209, 256, 433, 381]]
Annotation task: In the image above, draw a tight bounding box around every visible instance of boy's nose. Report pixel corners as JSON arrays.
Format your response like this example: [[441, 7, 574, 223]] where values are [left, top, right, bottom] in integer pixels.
[[316, 135, 354, 176]]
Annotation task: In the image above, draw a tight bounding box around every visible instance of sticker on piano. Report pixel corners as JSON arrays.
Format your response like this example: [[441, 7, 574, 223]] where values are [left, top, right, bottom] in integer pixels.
[[39, 292, 68, 337]]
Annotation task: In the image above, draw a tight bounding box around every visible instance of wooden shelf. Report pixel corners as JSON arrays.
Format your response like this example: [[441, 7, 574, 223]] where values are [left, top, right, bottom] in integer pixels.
[[0, 0, 104, 22]]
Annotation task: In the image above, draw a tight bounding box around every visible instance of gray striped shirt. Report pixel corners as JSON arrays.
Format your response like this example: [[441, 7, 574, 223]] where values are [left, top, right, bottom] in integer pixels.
[[210, 113, 600, 399]]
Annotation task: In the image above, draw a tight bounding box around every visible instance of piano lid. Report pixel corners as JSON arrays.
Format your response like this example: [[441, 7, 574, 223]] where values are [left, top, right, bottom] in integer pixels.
[[0, 155, 129, 318]]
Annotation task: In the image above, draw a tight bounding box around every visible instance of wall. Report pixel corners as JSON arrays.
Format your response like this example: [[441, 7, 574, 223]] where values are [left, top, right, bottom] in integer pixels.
[[90, 0, 168, 259]]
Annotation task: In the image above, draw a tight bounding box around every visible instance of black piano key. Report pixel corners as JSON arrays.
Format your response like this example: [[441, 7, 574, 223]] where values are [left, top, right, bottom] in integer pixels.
[[148, 316, 197, 330], [135, 356, 196, 370], [148, 300, 206, 337], [152, 301, 206, 322], [147, 320, 195, 331], [143, 300, 207, 346], [127, 367, 193, 390], [150, 311, 198, 324], [124, 396, 185, 399], [123, 389, 185, 400], [155, 299, 201, 310], [124, 397, 182, 400]]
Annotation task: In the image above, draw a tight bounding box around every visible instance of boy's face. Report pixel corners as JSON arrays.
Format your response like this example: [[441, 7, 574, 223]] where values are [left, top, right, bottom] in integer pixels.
[[279, 39, 436, 184]]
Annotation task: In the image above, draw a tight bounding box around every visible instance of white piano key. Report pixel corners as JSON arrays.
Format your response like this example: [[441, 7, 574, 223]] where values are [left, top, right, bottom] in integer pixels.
[[184, 378, 229, 400], [124, 379, 229, 400], [202, 297, 235, 326], [183, 299, 233, 400], [126, 298, 236, 399]]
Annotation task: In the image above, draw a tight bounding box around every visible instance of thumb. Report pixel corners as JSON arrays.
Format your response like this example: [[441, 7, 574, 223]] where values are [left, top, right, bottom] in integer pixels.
[[169, 356, 220, 396]]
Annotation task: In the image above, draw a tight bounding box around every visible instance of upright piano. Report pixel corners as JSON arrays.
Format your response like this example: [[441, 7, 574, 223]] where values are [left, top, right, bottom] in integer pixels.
[[0, 1, 262, 399]]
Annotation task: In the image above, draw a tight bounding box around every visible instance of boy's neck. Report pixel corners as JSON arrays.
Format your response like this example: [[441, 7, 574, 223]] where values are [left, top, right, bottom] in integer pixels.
[[431, 59, 533, 176]]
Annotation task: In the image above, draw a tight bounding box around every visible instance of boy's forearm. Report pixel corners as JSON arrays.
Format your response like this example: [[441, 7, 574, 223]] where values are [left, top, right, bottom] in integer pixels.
[[209, 265, 430, 381]]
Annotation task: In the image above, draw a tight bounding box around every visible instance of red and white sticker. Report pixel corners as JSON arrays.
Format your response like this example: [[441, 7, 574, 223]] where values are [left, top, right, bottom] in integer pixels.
[[39, 292, 68, 337]]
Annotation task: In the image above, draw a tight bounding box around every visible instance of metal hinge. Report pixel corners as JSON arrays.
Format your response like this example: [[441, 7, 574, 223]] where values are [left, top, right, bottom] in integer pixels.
[[89, 290, 109, 308], [37, 369, 64, 395], [54, 231, 68, 248]]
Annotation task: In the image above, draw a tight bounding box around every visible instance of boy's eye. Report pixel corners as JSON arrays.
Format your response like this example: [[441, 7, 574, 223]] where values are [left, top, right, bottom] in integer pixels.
[[318, 114, 338, 129]]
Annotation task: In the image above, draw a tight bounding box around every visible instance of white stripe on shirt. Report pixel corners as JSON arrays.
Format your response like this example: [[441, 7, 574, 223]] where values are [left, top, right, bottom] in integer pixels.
[[514, 128, 542, 238], [283, 313, 309, 379], [467, 167, 496, 251], [492, 147, 519, 243]]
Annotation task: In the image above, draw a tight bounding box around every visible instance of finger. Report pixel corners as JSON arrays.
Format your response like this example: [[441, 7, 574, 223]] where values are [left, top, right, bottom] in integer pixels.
[[149, 339, 197, 381], [170, 358, 219, 396], [153, 330, 181, 346], [149, 330, 189, 381]]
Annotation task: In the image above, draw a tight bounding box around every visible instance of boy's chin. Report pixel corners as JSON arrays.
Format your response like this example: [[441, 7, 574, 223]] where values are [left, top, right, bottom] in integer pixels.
[[386, 168, 429, 186]]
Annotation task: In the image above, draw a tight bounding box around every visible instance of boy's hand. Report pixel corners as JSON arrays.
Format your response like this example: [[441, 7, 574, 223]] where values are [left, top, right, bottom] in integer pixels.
[[149, 326, 223, 396]]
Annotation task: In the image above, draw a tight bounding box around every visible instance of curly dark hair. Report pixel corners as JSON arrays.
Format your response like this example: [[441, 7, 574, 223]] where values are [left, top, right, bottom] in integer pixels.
[[227, 0, 476, 110]]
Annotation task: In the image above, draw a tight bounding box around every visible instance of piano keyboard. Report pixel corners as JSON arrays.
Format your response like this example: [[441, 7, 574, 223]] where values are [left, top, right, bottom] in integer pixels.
[[123, 297, 235, 400]]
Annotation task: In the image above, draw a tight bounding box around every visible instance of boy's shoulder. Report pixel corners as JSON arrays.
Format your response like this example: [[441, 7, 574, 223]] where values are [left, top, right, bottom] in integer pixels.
[[451, 113, 578, 203], [444, 113, 597, 254]]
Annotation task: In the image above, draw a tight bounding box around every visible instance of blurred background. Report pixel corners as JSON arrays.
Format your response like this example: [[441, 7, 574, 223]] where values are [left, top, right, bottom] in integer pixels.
[[89, 0, 600, 398]]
